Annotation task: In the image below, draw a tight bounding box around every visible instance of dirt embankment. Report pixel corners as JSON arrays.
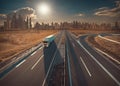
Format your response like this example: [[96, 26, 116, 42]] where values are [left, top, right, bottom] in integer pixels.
[[0, 30, 58, 62], [86, 36, 120, 62], [69, 29, 119, 35], [105, 36, 120, 42], [71, 30, 120, 62], [95, 36, 120, 57]]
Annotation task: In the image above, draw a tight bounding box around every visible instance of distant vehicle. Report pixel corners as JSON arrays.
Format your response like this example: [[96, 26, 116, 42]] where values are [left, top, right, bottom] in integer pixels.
[[43, 35, 55, 47]]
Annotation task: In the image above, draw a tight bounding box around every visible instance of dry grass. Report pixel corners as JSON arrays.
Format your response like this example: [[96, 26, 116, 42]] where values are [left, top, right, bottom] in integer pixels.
[[105, 36, 120, 42], [70, 29, 120, 62], [69, 29, 120, 36], [0, 30, 58, 62], [95, 36, 120, 57], [86, 36, 120, 62]]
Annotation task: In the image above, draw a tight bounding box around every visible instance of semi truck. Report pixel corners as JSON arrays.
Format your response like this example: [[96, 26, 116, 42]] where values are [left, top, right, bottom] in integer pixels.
[[43, 35, 55, 47]]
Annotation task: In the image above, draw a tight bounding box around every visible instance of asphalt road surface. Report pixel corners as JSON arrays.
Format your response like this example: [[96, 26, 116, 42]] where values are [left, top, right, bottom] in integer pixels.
[[0, 30, 120, 86], [66, 31, 120, 86]]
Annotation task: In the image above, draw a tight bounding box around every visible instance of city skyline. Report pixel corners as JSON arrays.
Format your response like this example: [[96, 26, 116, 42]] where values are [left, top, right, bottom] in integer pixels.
[[0, 0, 120, 26]]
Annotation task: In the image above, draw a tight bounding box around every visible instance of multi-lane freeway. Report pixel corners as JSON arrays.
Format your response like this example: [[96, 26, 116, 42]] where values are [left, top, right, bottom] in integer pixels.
[[0, 30, 120, 86]]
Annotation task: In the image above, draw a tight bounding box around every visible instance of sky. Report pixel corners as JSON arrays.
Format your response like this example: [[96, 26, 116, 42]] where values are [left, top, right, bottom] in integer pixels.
[[0, 0, 120, 25]]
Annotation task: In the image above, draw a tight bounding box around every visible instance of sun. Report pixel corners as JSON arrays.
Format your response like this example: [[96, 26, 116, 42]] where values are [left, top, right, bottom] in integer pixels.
[[38, 3, 50, 15]]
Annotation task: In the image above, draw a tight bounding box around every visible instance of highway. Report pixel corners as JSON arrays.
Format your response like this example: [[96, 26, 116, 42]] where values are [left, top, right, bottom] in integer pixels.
[[0, 31, 65, 86], [0, 30, 120, 86], [66, 31, 120, 86]]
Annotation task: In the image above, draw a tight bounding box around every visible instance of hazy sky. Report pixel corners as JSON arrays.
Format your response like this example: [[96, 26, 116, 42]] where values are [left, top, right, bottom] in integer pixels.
[[0, 0, 120, 25]]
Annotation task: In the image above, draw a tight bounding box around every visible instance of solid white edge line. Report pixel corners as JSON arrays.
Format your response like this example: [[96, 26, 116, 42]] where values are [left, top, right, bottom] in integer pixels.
[[30, 46, 43, 57], [39, 46, 43, 50], [31, 55, 44, 70], [15, 60, 26, 68], [0, 45, 43, 72], [94, 47, 120, 71], [79, 56, 92, 77], [77, 40, 120, 86], [98, 35, 120, 44], [95, 48, 120, 65], [30, 51, 37, 56]]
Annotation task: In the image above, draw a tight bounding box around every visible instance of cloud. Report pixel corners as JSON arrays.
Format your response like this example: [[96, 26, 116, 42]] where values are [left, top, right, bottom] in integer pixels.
[[94, 1, 120, 17], [0, 7, 37, 26], [16, 7, 35, 17], [8, 7, 36, 19], [97, 7, 109, 11], [78, 13, 85, 17], [0, 14, 7, 20], [75, 13, 85, 17]]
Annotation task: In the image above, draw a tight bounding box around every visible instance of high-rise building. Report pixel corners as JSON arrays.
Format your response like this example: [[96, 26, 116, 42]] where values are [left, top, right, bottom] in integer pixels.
[[4, 13, 32, 29]]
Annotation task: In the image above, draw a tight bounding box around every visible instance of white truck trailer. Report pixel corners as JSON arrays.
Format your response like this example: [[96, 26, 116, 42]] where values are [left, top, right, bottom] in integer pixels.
[[43, 35, 55, 47]]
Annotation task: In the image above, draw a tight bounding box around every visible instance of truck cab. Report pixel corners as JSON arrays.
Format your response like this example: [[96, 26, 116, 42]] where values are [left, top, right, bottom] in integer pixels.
[[43, 35, 55, 47]]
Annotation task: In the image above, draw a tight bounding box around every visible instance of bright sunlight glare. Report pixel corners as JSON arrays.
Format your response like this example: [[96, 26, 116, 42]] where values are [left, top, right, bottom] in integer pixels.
[[38, 3, 50, 15]]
